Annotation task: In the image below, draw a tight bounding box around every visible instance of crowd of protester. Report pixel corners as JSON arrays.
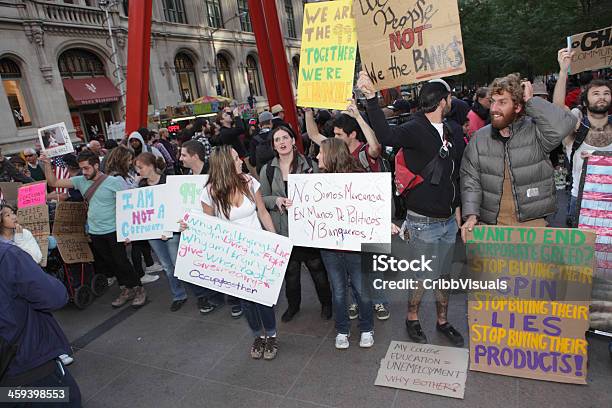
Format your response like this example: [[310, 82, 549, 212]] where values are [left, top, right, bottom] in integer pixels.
[[0, 48, 610, 405]]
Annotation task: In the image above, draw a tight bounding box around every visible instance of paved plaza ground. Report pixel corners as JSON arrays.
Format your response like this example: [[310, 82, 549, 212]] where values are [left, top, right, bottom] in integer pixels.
[[54, 192, 612, 408]]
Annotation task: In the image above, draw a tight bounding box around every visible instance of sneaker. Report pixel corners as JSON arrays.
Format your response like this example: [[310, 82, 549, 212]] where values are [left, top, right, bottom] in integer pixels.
[[335, 333, 350, 349], [111, 287, 134, 308], [359, 331, 374, 348], [140, 274, 160, 284], [250, 337, 266, 359], [436, 322, 464, 347], [231, 304, 243, 318], [405, 320, 428, 344], [374, 303, 390, 320], [58, 354, 74, 366], [107, 277, 117, 287], [170, 298, 187, 312], [131, 286, 147, 308], [198, 297, 216, 314], [263, 337, 278, 360], [348, 303, 358, 320], [145, 262, 163, 274]]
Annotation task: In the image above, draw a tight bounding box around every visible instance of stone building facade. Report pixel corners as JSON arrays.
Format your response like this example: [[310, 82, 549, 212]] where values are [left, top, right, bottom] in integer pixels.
[[0, 0, 305, 153]]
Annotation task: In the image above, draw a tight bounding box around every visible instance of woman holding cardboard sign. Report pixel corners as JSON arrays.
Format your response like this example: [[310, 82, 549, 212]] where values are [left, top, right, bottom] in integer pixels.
[[135, 153, 209, 313], [259, 126, 333, 323], [199, 145, 279, 360], [315, 138, 375, 350]]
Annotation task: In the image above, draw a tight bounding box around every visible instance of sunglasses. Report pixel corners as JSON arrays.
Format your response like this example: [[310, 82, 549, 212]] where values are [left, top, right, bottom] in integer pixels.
[[24, 154, 35, 158]]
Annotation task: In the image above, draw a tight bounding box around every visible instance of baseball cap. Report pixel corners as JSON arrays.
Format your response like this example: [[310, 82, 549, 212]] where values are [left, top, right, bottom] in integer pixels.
[[390, 99, 412, 111], [258, 111, 274, 123]]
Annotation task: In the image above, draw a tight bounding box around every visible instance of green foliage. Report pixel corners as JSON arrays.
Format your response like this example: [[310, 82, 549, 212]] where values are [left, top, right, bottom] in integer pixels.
[[458, 0, 612, 83]]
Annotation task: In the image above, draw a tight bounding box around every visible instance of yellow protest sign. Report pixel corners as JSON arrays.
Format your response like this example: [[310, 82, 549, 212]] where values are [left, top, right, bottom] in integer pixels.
[[354, 0, 466, 91], [297, 0, 357, 110]]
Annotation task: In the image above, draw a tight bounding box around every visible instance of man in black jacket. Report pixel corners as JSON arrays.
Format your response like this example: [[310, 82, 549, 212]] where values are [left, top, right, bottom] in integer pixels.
[[357, 72, 464, 347]]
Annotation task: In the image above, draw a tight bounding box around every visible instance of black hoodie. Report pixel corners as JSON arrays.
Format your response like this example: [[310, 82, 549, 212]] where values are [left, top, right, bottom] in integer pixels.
[[366, 98, 460, 218]]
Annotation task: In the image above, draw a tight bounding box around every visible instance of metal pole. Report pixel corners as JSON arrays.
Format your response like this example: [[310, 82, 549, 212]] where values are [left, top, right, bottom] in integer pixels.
[[209, 13, 247, 97], [102, 4, 126, 114], [211, 33, 219, 95]]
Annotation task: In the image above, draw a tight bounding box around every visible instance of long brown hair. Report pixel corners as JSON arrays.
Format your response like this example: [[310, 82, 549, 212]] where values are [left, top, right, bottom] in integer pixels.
[[104, 145, 133, 178], [205, 145, 254, 218], [319, 138, 363, 174]]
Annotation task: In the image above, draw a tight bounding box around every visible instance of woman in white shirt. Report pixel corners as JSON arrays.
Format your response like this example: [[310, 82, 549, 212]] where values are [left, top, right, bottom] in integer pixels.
[[200, 145, 279, 360], [0, 204, 42, 264]]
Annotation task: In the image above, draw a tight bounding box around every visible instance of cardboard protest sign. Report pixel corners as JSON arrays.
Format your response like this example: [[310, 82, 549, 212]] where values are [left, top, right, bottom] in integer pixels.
[[17, 204, 50, 267], [569, 25, 612, 75], [17, 181, 46, 208], [116, 184, 169, 242], [577, 152, 612, 335], [375, 341, 468, 399], [466, 226, 595, 384], [288, 173, 391, 251], [52, 202, 93, 264], [354, 0, 466, 91], [38, 122, 74, 158], [0, 182, 20, 205], [164, 175, 208, 232], [174, 212, 293, 307], [297, 0, 357, 110]]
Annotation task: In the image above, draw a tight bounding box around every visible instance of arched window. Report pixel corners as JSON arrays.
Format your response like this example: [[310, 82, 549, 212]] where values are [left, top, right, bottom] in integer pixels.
[[59, 49, 105, 78], [174, 52, 199, 102], [1, 58, 32, 127], [246, 55, 261, 96], [216, 54, 234, 99], [292, 55, 300, 88]]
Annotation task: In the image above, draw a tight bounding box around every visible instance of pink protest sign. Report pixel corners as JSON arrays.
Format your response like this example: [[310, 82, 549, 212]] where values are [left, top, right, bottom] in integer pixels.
[[17, 182, 47, 208]]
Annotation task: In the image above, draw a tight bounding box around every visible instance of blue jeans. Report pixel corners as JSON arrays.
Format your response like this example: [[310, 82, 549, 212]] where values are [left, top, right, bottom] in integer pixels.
[[241, 300, 276, 337], [321, 250, 373, 334], [350, 275, 388, 306], [149, 234, 208, 301], [568, 195, 578, 226], [403, 211, 458, 279]]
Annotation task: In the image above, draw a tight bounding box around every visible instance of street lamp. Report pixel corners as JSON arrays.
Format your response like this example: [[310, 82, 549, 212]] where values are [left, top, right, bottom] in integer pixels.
[[99, 0, 126, 116], [210, 11, 248, 97]]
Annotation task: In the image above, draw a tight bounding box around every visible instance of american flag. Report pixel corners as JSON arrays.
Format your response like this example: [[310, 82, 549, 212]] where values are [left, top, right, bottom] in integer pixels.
[[51, 155, 70, 194], [578, 153, 612, 334]]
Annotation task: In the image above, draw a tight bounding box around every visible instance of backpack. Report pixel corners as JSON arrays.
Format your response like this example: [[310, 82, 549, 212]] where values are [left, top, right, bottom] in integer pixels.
[[254, 131, 275, 174], [356, 143, 391, 173], [394, 123, 452, 197], [567, 115, 612, 193], [266, 156, 314, 186]]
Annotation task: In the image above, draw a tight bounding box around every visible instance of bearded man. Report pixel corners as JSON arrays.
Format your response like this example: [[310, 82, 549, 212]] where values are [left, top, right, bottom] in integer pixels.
[[460, 73, 577, 240], [552, 49, 612, 226]]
